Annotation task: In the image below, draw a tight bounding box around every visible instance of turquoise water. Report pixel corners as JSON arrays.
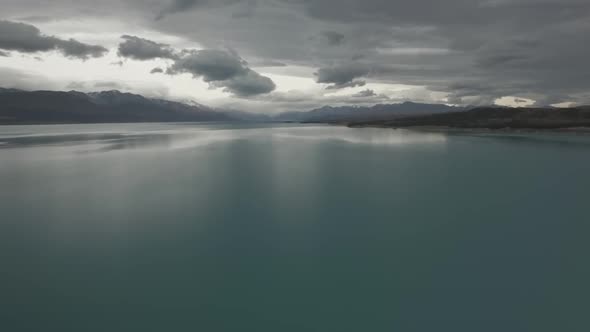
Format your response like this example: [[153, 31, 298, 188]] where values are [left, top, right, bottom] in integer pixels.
[[1, 123, 589, 331]]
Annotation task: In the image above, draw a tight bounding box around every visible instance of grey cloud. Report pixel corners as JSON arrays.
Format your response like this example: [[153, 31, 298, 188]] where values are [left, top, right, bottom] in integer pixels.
[[531, 94, 571, 107], [250, 59, 288, 67], [67, 81, 129, 90], [476, 54, 530, 68], [0, 20, 107, 59], [15, 15, 57, 23], [315, 63, 370, 89], [325, 80, 366, 90], [212, 69, 276, 96], [278, 0, 589, 103], [0, 50, 8, 57], [118, 35, 176, 60], [320, 31, 345, 46], [0, 67, 57, 91], [2, 0, 590, 106], [288, 0, 590, 26], [232, 0, 258, 18], [156, 0, 241, 20], [168, 49, 248, 81], [436, 81, 508, 106], [114, 32, 276, 96], [0, 20, 55, 53], [216, 87, 396, 114], [66, 81, 87, 90], [93, 81, 129, 90], [168, 49, 275, 96], [156, 0, 199, 20], [353, 89, 376, 97], [58, 38, 109, 59]]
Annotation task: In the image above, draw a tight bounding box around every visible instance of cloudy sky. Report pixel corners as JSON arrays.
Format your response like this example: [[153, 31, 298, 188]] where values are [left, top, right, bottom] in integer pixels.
[[1, 0, 589, 113]]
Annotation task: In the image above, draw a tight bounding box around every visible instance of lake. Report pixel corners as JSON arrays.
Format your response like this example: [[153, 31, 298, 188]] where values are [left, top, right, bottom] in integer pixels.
[[1, 123, 589, 332]]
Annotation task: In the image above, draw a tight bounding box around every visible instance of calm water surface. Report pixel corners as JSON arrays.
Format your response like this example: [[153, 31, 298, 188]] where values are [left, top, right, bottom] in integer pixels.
[[1, 123, 589, 331]]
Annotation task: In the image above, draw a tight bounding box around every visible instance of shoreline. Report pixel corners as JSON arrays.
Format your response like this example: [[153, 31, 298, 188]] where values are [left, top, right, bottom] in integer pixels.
[[346, 124, 590, 136]]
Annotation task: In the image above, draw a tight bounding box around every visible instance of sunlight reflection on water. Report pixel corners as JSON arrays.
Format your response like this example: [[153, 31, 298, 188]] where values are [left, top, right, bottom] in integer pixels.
[[0, 123, 447, 156]]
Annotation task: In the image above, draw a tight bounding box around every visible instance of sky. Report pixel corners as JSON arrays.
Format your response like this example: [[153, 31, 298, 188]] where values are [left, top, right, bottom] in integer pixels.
[[0, 0, 589, 113]]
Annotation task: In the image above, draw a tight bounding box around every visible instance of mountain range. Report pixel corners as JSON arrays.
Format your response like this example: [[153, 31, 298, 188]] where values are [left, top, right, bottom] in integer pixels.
[[0, 88, 464, 125], [5, 88, 587, 129], [350, 106, 590, 129], [275, 103, 463, 123], [0, 88, 231, 124]]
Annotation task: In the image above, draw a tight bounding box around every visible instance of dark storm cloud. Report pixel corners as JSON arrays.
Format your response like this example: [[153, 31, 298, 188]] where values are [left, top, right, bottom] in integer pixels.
[[476, 54, 530, 68], [58, 38, 108, 59], [286, 0, 590, 26], [0, 20, 107, 59], [211, 69, 276, 97], [118, 35, 177, 60], [315, 63, 370, 89], [319, 31, 344, 46], [150, 67, 164, 74], [282, 0, 590, 103], [168, 49, 248, 81], [167, 49, 275, 96]]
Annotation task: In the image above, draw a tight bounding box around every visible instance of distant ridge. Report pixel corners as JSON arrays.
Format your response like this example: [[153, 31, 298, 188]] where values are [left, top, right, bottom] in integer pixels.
[[274, 102, 464, 122], [5, 87, 582, 129], [349, 106, 590, 129], [0, 88, 469, 125], [0, 88, 231, 124]]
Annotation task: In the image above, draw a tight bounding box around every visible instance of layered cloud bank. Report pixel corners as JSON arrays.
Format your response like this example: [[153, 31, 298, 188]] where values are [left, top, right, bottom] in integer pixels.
[[1, 0, 589, 111]]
